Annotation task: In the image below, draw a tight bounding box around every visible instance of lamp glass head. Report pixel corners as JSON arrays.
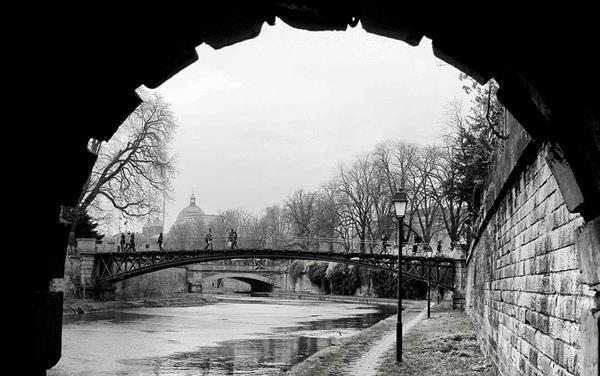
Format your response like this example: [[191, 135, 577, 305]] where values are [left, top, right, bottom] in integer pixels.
[[392, 189, 408, 217]]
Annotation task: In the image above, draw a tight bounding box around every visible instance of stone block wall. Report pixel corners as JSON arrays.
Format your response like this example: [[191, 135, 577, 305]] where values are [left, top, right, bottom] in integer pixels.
[[114, 267, 188, 299], [56, 253, 96, 298], [288, 273, 320, 294], [466, 140, 598, 376]]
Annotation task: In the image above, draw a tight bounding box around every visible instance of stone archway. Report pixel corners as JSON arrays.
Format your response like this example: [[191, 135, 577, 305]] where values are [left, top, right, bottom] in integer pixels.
[[23, 4, 599, 372], [203, 273, 275, 292]]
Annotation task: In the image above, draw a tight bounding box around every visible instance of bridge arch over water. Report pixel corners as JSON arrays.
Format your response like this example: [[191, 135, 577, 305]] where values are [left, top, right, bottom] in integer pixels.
[[86, 248, 462, 299], [202, 273, 276, 292]]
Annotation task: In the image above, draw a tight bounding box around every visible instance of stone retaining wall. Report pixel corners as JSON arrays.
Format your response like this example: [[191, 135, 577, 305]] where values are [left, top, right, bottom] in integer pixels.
[[466, 113, 599, 376]]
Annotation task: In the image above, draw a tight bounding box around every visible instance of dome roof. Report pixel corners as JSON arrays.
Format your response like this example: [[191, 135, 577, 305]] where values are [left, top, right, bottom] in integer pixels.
[[175, 193, 205, 223]]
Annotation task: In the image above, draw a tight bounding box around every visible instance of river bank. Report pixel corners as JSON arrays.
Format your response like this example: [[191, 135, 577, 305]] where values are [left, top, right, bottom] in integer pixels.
[[62, 291, 401, 314], [286, 300, 425, 375], [285, 301, 494, 375], [272, 291, 398, 306], [62, 292, 217, 314]]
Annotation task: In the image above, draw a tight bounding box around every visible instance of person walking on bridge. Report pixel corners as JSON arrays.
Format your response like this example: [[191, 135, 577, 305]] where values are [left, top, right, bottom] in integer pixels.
[[158, 232, 164, 251], [381, 233, 389, 254], [125, 232, 130, 252], [227, 229, 234, 249], [232, 229, 238, 249], [120, 233, 126, 252], [129, 233, 136, 252], [204, 228, 213, 250]]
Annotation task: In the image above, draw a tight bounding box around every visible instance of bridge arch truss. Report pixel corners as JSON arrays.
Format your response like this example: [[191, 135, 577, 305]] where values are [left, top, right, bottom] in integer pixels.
[[93, 249, 460, 290]]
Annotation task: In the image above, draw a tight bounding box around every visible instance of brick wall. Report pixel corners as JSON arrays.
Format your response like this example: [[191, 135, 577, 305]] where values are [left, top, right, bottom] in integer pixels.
[[466, 138, 598, 375]]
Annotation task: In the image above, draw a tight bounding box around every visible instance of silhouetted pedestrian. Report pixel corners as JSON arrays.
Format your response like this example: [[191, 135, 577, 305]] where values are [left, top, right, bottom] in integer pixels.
[[227, 228, 234, 249], [413, 235, 422, 253], [129, 233, 136, 252], [232, 230, 238, 249], [381, 233, 389, 253], [158, 232, 163, 251], [125, 232, 130, 252], [120, 233, 126, 252], [204, 228, 213, 250]]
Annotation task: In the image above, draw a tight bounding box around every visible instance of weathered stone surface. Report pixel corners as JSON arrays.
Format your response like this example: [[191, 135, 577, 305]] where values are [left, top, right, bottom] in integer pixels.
[[360, 7, 423, 46], [580, 308, 599, 376], [114, 267, 188, 299], [76, 238, 96, 253], [546, 143, 585, 213], [575, 217, 600, 289], [275, 2, 351, 31], [466, 134, 596, 375]]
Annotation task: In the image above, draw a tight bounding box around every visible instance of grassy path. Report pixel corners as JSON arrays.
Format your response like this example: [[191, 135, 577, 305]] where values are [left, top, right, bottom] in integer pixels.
[[375, 302, 494, 375], [348, 304, 427, 376], [286, 301, 425, 376], [286, 301, 494, 376]]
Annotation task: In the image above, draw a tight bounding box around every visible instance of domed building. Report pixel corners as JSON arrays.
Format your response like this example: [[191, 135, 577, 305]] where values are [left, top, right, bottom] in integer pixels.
[[175, 193, 206, 223], [166, 193, 225, 250]]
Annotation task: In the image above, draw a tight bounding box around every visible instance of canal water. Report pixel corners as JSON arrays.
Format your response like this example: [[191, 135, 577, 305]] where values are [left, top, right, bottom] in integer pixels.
[[49, 297, 397, 375]]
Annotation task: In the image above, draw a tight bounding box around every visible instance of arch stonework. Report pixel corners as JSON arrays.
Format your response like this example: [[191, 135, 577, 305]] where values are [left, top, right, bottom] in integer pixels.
[[201, 273, 277, 292], [23, 4, 599, 373]]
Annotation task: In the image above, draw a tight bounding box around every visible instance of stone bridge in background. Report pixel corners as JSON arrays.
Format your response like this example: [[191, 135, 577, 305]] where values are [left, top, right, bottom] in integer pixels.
[[72, 242, 465, 299], [188, 260, 288, 292], [201, 272, 278, 292]]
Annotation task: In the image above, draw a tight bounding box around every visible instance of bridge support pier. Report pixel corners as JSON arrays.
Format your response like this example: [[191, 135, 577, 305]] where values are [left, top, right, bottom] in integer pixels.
[[95, 282, 116, 301], [452, 260, 467, 310]]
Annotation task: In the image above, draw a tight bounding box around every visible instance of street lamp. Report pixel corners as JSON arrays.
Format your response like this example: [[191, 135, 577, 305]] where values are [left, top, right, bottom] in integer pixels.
[[392, 188, 408, 363], [426, 246, 434, 319]]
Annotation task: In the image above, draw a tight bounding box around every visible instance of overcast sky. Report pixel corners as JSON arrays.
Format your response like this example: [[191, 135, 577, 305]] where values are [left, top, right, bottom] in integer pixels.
[[140, 20, 466, 233]]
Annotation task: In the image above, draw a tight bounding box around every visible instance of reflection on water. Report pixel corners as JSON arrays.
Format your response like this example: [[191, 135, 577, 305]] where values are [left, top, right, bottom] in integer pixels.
[[121, 336, 335, 375], [50, 298, 396, 375]]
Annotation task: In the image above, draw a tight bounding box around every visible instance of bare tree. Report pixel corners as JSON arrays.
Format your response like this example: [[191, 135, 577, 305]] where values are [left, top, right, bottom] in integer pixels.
[[69, 89, 177, 231], [320, 182, 354, 251], [429, 100, 472, 249], [260, 205, 294, 246], [336, 155, 381, 253], [410, 145, 444, 245], [284, 189, 318, 238], [373, 141, 421, 242], [219, 208, 255, 236]]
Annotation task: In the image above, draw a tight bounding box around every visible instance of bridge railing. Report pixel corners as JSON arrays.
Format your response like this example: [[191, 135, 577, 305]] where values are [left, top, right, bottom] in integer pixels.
[[164, 236, 454, 256], [98, 234, 461, 258]]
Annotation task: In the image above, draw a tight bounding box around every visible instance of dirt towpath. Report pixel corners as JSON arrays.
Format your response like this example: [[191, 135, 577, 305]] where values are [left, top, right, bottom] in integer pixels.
[[348, 302, 428, 376]]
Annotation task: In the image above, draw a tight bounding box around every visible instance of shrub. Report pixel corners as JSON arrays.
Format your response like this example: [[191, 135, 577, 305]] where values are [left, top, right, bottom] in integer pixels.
[[328, 264, 362, 295], [368, 269, 397, 298], [289, 260, 305, 285], [307, 262, 330, 293], [367, 269, 428, 299]]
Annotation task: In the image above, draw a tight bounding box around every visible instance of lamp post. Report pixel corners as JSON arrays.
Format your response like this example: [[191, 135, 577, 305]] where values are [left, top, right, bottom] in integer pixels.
[[426, 246, 433, 319], [392, 188, 408, 363]]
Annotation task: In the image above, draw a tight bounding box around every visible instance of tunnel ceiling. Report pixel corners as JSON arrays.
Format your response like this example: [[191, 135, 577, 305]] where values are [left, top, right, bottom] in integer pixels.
[[31, 3, 600, 281], [21, 6, 599, 370]]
